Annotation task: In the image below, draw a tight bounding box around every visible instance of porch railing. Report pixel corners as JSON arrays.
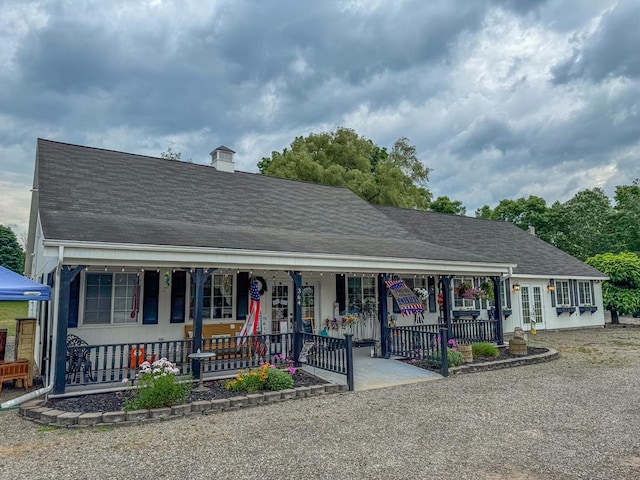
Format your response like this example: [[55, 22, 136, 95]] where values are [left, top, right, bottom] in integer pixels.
[[396, 319, 499, 343], [387, 326, 448, 377], [200, 333, 294, 373], [66, 340, 192, 386], [302, 333, 354, 391]]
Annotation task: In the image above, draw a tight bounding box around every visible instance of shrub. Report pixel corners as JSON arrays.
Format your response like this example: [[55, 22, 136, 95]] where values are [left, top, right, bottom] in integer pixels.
[[225, 362, 294, 393], [124, 358, 191, 411], [265, 367, 294, 390], [472, 342, 499, 358], [446, 349, 464, 367]]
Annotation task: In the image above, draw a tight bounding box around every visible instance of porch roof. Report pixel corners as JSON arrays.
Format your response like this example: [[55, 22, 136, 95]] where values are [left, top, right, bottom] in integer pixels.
[[36, 139, 513, 274]]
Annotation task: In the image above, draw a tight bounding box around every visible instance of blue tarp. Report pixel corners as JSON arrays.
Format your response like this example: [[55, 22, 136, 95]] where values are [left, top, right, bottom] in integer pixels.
[[0, 266, 50, 301]]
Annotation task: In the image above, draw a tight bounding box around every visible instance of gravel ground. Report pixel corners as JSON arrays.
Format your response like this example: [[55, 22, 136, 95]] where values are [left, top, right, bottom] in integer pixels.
[[1, 325, 640, 479]]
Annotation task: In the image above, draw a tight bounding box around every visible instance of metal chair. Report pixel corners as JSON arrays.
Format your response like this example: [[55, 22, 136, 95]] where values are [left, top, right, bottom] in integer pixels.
[[66, 334, 95, 383]]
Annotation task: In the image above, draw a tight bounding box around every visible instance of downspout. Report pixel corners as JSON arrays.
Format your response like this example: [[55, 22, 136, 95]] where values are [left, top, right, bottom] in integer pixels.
[[1, 246, 63, 409]]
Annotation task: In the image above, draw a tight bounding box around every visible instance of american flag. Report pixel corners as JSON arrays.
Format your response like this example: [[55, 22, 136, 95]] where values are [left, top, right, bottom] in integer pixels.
[[238, 280, 261, 343]]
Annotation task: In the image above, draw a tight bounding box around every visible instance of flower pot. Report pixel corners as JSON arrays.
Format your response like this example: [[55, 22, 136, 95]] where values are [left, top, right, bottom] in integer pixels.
[[458, 344, 473, 363]]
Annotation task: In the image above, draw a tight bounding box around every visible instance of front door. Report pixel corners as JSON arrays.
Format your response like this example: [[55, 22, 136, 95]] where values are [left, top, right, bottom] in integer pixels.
[[270, 282, 290, 334], [301, 282, 320, 335], [520, 284, 544, 331]]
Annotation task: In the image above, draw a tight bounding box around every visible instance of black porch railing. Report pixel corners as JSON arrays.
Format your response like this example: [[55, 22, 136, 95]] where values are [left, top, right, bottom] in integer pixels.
[[394, 319, 499, 344], [200, 333, 294, 373], [302, 333, 354, 391], [387, 326, 448, 377], [65, 340, 193, 386]]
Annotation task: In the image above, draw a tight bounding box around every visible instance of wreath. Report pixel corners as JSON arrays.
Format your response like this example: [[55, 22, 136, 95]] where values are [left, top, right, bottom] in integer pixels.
[[254, 276, 268, 296]]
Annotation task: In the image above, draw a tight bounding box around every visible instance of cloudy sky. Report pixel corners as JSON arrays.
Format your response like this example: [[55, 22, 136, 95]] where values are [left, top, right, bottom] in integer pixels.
[[1, 0, 639, 238]]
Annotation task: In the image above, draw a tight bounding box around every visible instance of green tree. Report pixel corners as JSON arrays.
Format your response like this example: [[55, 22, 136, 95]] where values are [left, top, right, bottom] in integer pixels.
[[552, 188, 613, 260], [609, 180, 640, 255], [0, 225, 24, 273], [586, 252, 640, 324], [474, 195, 553, 242], [259, 128, 431, 209], [429, 196, 466, 215]]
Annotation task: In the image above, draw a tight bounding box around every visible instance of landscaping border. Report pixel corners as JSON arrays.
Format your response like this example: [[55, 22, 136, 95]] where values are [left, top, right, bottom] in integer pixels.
[[448, 347, 559, 375], [18, 383, 348, 428]]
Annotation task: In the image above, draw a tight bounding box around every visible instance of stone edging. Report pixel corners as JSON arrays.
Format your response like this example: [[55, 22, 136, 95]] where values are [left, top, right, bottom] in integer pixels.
[[18, 383, 348, 429], [448, 348, 559, 375]]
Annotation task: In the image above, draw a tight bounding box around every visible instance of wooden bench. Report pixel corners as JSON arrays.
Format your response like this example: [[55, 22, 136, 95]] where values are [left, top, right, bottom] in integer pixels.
[[184, 322, 244, 340], [0, 360, 30, 393]]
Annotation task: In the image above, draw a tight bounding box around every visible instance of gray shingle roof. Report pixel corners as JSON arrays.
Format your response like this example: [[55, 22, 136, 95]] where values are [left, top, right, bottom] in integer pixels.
[[36, 139, 489, 264], [373, 205, 605, 278]]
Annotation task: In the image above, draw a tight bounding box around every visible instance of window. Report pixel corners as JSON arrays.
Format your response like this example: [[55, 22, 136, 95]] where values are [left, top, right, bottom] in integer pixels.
[[555, 281, 571, 306], [578, 281, 592, 306], [347, 276, 376, 314], [189, 273, 234, 320], [452, 277, 475, 309], [83, 272, 140, 325], [487, 280, 508, 309]]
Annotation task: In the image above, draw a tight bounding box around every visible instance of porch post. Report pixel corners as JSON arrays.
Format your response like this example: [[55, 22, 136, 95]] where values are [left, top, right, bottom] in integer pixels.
[[378, 273, 389, 358], [54, 265, 84, 395], [190, 268, 213, 380], [491, 276, 504, 345], [440, 276, 453, 341], [289, 271, 303, 365]]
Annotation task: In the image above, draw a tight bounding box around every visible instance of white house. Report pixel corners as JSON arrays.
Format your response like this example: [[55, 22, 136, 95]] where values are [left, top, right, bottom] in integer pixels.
[[24, 139, 606, 394]]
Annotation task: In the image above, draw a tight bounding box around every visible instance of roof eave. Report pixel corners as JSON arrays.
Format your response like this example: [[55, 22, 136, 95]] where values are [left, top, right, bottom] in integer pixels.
[[42, 239, 516, 275]]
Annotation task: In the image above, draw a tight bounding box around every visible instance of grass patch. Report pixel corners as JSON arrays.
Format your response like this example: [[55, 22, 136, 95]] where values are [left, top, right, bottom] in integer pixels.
[[94, 425, 114, 432], [37, 425, 59, 433], [0, 301, 28, 336]]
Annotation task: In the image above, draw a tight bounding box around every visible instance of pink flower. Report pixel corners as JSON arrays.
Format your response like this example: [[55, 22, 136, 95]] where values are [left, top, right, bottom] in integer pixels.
[[287, 366, 296, 375]]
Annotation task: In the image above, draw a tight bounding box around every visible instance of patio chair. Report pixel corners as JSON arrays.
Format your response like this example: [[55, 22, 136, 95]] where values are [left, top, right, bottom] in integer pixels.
[[66, 334, 95, 383]]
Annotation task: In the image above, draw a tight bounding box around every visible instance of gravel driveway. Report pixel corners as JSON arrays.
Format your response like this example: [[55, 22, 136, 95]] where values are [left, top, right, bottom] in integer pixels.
[[1, 325, 640, 480]]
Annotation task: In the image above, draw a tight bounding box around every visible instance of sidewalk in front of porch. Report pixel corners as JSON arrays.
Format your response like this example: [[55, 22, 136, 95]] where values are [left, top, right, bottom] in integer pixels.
[[303, 346, 441, 391]]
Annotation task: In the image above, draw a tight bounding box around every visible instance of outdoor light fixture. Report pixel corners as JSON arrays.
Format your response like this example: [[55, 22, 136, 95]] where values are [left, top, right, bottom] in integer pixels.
[[512, 282, 521, 291], [547, 281, 555, 292]]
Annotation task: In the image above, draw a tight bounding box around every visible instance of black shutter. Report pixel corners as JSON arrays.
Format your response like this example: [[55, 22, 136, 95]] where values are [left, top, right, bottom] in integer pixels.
[[504, 279, 512, 309], [590, 281, 595, 306], [336, 275, 346, 313], [550, 279, 556, 307], [170, 271, 186, 323], [143, 271, 159, 325], [236, 272, 250, 320], [68, 274, 80, 328], [428, 276, 436, 313]]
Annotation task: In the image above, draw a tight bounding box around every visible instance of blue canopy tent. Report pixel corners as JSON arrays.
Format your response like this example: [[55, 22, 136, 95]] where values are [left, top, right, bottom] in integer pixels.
[[0, 266, 50, 301]]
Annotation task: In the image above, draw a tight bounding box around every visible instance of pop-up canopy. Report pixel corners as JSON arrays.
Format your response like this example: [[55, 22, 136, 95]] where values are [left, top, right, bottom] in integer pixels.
[[0, 266, 50, 301]]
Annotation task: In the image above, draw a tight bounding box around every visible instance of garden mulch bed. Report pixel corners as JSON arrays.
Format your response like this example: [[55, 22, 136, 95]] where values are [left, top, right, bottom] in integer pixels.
[[401, 346, 549, 372], [45, 371, 325, 414]]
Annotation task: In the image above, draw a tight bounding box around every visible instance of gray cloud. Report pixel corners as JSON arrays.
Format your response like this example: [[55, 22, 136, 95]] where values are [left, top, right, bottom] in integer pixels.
[[1, 0, 639, 237]]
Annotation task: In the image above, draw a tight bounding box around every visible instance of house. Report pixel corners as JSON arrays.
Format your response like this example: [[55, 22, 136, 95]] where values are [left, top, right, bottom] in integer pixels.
[[25, 139, 606, 394]]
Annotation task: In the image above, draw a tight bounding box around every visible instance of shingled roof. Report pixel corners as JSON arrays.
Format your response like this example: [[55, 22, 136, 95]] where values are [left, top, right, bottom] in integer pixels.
[[36, 139, 491, 264], [373, 205, 606, 278]]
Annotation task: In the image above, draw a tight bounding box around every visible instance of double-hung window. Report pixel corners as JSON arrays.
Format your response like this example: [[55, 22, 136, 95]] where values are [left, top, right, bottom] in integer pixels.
[[83, 272, 140, 325], [555, 280, 571, 306], [577, 281, 592, 306], [452, 276, 475, 309], [347, 276, 376, 314], [189, 273, 234, 320]]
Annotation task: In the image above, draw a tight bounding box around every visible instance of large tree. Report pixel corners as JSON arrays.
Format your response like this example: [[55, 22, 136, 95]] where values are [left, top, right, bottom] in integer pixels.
[[552, 188, 613, 260], [609, 180, 640, 255], [258, 128, 432, 209], [0, 225, 24, 273], [429, 196, 466, 215], [475, 195, 553, 242], [586, 252, 640, 324]]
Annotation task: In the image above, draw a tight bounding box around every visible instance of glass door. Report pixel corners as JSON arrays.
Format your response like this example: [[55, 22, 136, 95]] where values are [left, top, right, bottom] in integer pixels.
[[520, 285, 544, 330], [301, 283, 319, 335], [271, 283, 289, 333]]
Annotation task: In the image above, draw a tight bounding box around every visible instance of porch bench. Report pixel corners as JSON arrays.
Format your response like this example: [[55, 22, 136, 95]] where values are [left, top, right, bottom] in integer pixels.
[[0, 360, 30, 393], [184, 322, 245, 340]]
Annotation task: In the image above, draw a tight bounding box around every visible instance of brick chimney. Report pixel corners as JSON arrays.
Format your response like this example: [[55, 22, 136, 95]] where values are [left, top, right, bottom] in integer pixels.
[[210, 146, 235, 172]]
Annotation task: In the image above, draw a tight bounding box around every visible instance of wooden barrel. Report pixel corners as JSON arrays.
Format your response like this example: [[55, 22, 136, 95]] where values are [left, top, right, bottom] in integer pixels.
[[458, 343, 473, 363], [509, 336, 528, 356]]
